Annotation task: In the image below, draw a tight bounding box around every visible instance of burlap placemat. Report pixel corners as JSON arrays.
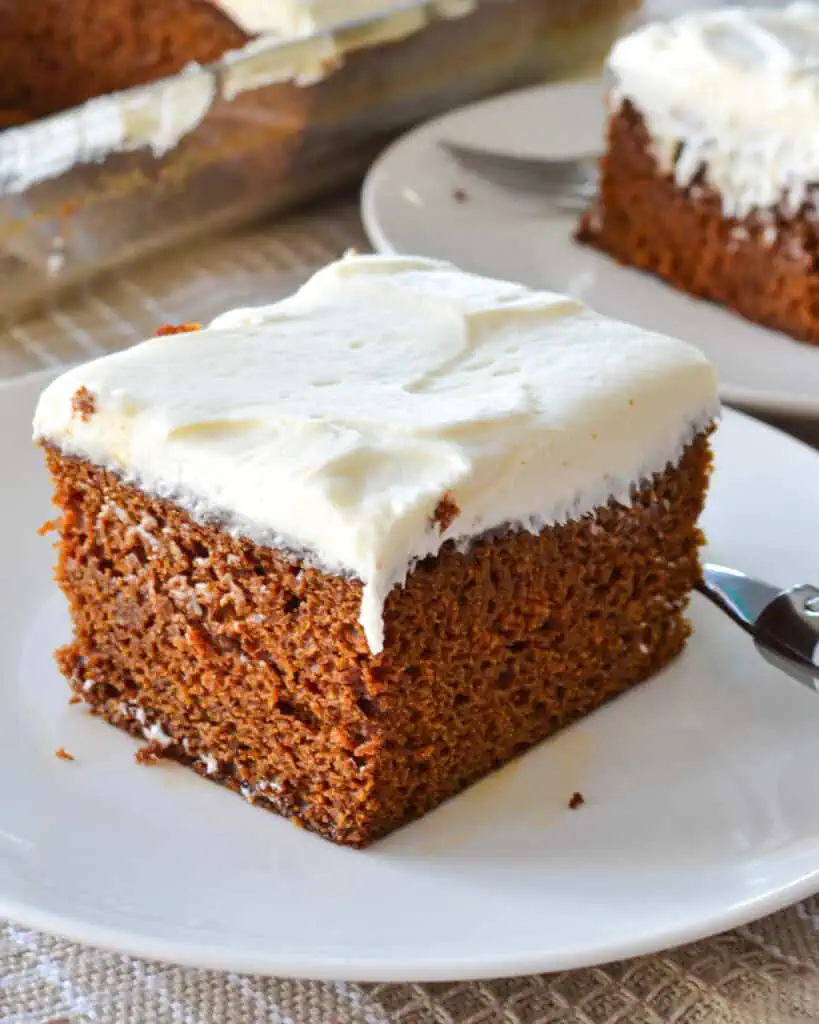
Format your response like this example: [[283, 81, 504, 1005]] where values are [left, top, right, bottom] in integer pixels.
[[3, 200, 819, 1024]]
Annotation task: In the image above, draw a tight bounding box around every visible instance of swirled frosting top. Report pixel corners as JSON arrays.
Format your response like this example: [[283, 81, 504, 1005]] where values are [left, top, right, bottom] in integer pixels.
[[609, 3, 819, 216], [33, 254, 718, 653]]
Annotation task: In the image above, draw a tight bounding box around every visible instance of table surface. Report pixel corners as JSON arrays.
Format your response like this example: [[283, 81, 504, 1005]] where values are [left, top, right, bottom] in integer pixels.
[[3, 198, 819, 1024]]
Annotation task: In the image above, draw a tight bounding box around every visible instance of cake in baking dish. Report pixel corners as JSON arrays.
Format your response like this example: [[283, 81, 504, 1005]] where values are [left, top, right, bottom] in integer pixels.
[[578, 3, 819, 346], [0, 0, 642, 122], [33, 253, 718, 847]]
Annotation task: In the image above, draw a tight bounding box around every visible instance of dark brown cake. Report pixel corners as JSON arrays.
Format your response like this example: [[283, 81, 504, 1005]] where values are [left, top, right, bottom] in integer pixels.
[[577, 101, 819, 346], [42, 435, 711, 848], [0, 0, 248, 120]]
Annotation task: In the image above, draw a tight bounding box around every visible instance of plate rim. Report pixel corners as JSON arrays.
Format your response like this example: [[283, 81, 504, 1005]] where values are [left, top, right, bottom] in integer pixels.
[[360, 76, 819, 421], [4, 868, 819, 982], [4, 369, 819, 981]]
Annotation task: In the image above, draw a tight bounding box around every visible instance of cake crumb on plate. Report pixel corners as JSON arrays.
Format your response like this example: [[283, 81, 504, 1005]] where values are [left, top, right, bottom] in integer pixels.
[[135, 741, 167, 765], [153, 322, 202, 337], [37, 517, 60, 537]]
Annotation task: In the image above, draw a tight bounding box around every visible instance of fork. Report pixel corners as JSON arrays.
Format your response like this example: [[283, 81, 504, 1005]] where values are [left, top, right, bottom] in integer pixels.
[[439, 140, 598, 212]]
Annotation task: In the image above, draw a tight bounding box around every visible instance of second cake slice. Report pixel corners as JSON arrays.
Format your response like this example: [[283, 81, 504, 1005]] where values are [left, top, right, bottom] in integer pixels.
[[579, 3, 819, 345]]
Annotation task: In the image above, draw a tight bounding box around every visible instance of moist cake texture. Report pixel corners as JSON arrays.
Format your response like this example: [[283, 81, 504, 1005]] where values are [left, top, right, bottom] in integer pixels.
[[0, 1, 248, 119], [34, 253, 719, 847], [578, 3, 819, 345]]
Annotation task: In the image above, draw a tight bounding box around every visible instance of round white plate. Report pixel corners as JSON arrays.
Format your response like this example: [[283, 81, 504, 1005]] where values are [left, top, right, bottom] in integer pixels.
[[5, 371, 819, 982], [362, 79, 819, 418]]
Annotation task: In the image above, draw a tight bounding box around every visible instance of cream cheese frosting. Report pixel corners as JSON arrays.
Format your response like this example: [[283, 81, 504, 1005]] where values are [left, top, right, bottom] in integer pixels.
[[608, 2, 819, 217], [211, 0, 451, 36], [0, 71, 215, 197], [33, 254, 719, 654]]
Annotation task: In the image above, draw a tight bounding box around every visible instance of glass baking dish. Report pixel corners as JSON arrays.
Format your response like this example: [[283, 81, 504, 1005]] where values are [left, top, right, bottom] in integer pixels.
[[0, 0, 639, 325]]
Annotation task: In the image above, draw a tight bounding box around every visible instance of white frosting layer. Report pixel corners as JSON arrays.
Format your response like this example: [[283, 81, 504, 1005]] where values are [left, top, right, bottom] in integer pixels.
[[212, 0, 459, 36], [33, 254, 719, 654], [0, 70, 215, 196], [609, 3, 819, 217], [218, 4, 431, 98]]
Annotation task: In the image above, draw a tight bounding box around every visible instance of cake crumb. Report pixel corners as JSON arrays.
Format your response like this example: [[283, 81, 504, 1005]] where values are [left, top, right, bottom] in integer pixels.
[[69, 694, 82, 705], [71, 386, 96, 422], [452, 187, 469, 203], [319, 55, 342, 76], [37, 517, 60, 537], [135, 741, 166, 765], [153, 322, 202, 337], [55, 747, 74, 761], [568, 791, 585, 810], [432, 492, 460, 533]]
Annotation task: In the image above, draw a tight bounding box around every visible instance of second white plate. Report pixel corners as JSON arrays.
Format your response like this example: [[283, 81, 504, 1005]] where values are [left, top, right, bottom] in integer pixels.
[[362, 78, 819, 418]]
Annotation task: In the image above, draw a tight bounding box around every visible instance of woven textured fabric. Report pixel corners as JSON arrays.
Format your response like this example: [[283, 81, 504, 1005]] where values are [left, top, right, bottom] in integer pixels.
[[4, 905, 819, 1023], [2, 198, 819, 1024]]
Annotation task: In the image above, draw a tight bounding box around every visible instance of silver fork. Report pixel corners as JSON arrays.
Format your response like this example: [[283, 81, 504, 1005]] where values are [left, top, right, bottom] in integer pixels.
[[440, 139, 598, 212]]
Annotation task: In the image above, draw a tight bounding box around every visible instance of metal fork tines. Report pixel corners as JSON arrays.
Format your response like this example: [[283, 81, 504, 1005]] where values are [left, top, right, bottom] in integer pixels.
[[440, 140, 598, 211]]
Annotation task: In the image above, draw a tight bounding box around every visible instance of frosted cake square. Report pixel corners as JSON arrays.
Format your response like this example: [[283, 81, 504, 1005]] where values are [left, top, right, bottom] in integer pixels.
[[579, 3, 819, 345], [34, 254, 718, 847]]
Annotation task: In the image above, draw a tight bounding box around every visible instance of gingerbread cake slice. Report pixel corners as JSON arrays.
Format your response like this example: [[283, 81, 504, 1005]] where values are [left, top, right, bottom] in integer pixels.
[[578, 3, 819, 346], [34, 253, 719, 847]]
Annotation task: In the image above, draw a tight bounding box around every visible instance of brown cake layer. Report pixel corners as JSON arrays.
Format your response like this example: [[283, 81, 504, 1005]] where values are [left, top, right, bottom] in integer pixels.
[[43, 435, 711, 847], [0, 1, 249, 119], [577, 101, 819, 346]]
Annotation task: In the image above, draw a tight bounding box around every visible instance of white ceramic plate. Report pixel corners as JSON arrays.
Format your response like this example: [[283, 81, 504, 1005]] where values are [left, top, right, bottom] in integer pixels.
[[362, 79, 819, 418], [4, 370, 819, 982]]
